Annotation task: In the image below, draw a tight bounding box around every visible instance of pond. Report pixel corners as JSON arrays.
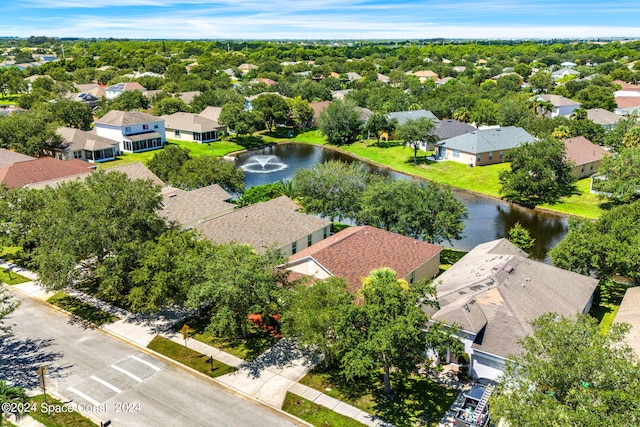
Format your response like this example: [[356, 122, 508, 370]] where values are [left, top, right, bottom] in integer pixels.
[[234, 143, 568, 261]]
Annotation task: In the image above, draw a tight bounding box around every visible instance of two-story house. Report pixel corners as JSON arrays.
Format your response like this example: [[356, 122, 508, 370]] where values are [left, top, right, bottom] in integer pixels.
[[94, 110, 166, 154]]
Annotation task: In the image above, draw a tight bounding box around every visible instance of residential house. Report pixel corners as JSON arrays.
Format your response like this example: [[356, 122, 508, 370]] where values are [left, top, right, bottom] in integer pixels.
[[238, 63, 258, 73], [159, 185, 235, 228], [344, 72, 362, 82], [330, 89, 352, 99], [176, 91, 201, 105], [254, 78, 278, 86], [105, 82, 147, 99], [285, 225, 442, 294], [436, 126, 535, 166], [552, 67, 580, 80], [563, 136, 609, 179], [24, 74, 54, 92], [377, 73, 390, 84], [0, 157, 93, 189], [199, 106, 222, 123], [0, 148, 35, 169], [194, 196, 332, 256], [382, 110, 440, 146], [162, 112, 225, 143], [560, 61, 577, 68], [412, 70, 439, 83], [453, 66, 467, 73], [310, 100, 330, 127], [533, 94, 582, 118], [614, 87, 640, 115], [55, 127, 120, 163], [427, 239, 597, 380], [435, 76, 455, 86], [614, 287, 640, 358], [94, 110, 165, 154], [434, 119, 477, 142], [585, 108, 622, 129], [64, 83, 106, 108]]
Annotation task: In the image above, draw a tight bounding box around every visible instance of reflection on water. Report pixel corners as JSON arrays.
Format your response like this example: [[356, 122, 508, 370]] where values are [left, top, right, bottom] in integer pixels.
[[234, 144, 568, 262]]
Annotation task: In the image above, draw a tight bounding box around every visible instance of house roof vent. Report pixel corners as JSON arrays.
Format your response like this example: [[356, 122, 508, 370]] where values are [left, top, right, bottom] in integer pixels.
[[504, 265, 514, 273]]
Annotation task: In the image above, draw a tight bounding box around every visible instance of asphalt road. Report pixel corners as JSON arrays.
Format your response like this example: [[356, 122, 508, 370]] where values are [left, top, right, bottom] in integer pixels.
[[0, 292, 301, 427]]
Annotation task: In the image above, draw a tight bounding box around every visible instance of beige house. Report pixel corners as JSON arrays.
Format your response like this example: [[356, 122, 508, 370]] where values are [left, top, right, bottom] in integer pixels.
[[412, 70, 439, 83], [436, 127, 535, 166], [55, 127, 120, 163], [285, 225, 442, 294], [194, 196, 332, 256], [161, 112, 225, 143], [428, 239, 597, 380], [563, 136, 609, 179]]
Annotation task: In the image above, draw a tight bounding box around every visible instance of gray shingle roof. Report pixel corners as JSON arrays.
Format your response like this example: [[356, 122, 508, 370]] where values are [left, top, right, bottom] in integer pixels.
[[194, 196, 331, 254], [0, 148, 35, 169], [159, 185, 234, 227], [434, 119, 476, 140], [437, 126, 535, 154], [96, 110, 160, 126], [537, 94, 581, 107], [614, 287, 640, 357], [57, 127, 119, 152], [431, 239, 597, 358], [161, 112, 223, 132], [387, 110, 439, 126]]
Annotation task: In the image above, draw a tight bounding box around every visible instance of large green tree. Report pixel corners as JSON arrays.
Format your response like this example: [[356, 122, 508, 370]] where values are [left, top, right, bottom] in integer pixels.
[[593, 147, 640, 203], [364, 112, 396, 144], [0, 380, 29, 427], [317, 99, 363, 145], [0, 110, 63, 156], [550, 200, 640, 283], [172, 155, 244, 193], [499, 137, 577, 207], [356, 176, 467, 244], [251, 93, 290, 130], [395, 117, 437, 164], [292, 160, 371, 222], [491, 313, 640, 427], [187, 243, 286, 339]]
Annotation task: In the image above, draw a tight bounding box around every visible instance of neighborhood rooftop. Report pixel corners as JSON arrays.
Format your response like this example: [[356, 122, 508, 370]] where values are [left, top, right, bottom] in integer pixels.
[[437, 126, 535, 153]]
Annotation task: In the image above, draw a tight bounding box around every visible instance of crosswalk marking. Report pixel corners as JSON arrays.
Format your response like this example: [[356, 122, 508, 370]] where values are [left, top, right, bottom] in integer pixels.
[[111, 364, 143, 382], [90, 375, 122, 393], [131, 355, 161, 371], [68, 387, 101, 406]]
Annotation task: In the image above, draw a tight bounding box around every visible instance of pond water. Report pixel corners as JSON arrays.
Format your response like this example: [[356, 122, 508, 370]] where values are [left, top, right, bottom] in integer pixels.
[[234, 143, 568, 261]]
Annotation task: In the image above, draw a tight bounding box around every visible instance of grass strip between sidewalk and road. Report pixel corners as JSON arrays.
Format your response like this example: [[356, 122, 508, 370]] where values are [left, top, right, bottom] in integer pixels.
[[0, 269, 30, 285], [28, 394, 96, 427], [47, 292, 120, 326], [147, 335, 236, 379], [282, 392, 366, 427]]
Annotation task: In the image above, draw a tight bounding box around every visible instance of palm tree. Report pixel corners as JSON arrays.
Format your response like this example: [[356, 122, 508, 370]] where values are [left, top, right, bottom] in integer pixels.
[[0, 380, 29, 426], [570, 107, 588, 121]]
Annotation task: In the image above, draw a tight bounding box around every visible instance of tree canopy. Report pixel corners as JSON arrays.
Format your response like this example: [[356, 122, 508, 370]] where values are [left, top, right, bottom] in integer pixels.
[[499, 137, 577, 207], [491, 313, 640, 427], [395, 117, 437, 164], [593, 147, 640, 204], [317, 99, 363, 145]]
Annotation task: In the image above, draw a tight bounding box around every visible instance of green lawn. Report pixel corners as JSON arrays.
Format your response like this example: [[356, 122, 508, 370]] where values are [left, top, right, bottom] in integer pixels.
[[47, 292, 120, 326], [147, 335, 236, 378], [439, 248, 467, 272], [174, 312, 279, 362], [0, 95, 21, 106], [264, 133, 604, 219], [0, 268, 30, 285], [590, 281, 629, 334], [28, 394, 96, 427], [282, 392, 366, 427], [299, 365, 457, 427]]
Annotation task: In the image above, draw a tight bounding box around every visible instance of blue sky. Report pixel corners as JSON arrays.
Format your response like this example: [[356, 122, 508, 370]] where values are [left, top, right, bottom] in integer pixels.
[[3, 1, 640, 40]]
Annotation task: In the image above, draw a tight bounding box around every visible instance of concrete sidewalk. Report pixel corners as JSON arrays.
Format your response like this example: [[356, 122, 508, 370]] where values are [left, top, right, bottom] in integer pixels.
[[2, 260, 392, 427]]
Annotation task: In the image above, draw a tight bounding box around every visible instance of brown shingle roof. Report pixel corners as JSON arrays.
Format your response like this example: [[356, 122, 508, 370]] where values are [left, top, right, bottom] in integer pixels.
[[586, 108, 622, 126], [0, 157, 93, 189], [288, 225, 442, 294], [161, 112, 223, 132], [57, 127, 119, 152], [616, 97, 640, 109], [563, 136, 608, 166], [431, 239, 597, 358], [199, 106, 222, 122], [194, 196, 331, 254], [614, 287, 640, 357]]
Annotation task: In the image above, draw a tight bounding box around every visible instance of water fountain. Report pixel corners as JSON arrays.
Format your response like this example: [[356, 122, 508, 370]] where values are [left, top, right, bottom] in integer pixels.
[[239, 154, 288, 174]]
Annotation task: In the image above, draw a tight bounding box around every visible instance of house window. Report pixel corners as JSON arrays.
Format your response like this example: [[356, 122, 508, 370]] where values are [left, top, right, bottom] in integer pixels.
[[307, 234, 313, 247], [73, 151, 82, 159], [409, 271, 415, 285], [477, 154, 481, 162], [453, 150, 460, 158], [175, 130, 181, 138], [154, 124, 159, 129], [489, 151, 493, 160], [323, 226, 329, 239], [590, 165, 593, 170], [500, 151, 504, 159], [143, 124, 149, 130], [291, 242, 297, 254]]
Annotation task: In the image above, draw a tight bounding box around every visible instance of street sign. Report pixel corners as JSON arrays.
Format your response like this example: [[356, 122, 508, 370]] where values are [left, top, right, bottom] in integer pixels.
[[180, 324, 190, 340]]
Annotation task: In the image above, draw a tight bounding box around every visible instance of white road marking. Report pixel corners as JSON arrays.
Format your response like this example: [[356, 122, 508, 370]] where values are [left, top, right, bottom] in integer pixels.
[[131, 355, 161, 371], [111, 364, 143, 382], [68, 387, 101, 406], [90, 375, 122, 393]]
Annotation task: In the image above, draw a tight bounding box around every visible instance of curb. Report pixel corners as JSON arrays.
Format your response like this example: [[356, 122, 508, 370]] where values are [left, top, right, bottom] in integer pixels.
[[4, 283, 311, 427]]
